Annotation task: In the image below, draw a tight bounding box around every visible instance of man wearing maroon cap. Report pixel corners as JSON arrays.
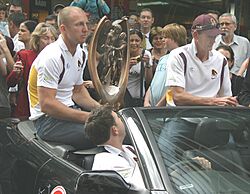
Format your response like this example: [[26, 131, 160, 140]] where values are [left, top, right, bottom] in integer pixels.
[[165, 14, 237, 106], [158, 14, 238, 166]]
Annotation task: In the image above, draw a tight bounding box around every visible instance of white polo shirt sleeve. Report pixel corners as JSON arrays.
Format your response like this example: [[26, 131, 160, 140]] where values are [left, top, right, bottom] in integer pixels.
[[166, 50, 186, 89]]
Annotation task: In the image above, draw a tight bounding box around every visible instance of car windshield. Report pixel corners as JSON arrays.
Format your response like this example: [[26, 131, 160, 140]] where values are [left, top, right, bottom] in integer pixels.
[[143, 107, 250, 194]]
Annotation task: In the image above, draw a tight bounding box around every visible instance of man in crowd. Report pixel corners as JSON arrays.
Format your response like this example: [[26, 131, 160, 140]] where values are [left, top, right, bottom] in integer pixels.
[[85, 105, 145, 190], [213, 13, 250, 76], [139, 8, 154, 49], [8, 0, 22, 15], [28, 6, 100, 149], [7, 12, 25, 53]]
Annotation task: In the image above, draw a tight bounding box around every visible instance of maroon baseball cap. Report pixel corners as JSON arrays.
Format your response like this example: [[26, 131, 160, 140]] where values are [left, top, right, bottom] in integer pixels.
[[191, 14, 221, 36]]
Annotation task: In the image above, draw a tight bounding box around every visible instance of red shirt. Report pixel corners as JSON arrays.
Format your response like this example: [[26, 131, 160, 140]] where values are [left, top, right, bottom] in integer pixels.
[[7, 49, 38, 119]]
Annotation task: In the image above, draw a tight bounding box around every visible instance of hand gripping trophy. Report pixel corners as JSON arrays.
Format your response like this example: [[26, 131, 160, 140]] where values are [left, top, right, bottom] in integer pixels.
[[88, 16, 130, 110]]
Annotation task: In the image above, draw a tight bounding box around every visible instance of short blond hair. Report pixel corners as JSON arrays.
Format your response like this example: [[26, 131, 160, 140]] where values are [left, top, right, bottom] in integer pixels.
[[163, 23, 187, 46]]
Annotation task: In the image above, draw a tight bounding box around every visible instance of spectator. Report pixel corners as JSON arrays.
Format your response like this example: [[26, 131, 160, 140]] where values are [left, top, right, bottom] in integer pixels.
[[216, 45, 244, 96], [52, 4, 65, 16], [213, 13, 250, 76], [7, 12, 25, 52], [18, 20, 37, 49], [238, 58, 250, 106], [6, 23, 57, 120], [45, 14, 57, 27], [139, 8, 154, 50], [128, 14, 140, 30], [124, 29, 153, 107], [166, 14, 237, 106], [0, 35, 11, 118], [8, 0, 22, 15], [144, 23, 187, 107], [85, 105, 145, 190], [28, 7, 100, 149], [148, 26, 167, 75], [0, 4, 9, 36], [70, 0, 110, 20]]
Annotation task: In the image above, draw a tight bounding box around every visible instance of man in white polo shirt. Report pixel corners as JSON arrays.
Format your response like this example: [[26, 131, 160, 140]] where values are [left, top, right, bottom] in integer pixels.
[[28, 6, 100, 149], [159, 14, 238, 166], [166, 14, 237, 106]]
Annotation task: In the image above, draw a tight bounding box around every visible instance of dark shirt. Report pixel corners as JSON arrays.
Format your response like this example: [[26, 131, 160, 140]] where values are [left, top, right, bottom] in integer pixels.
[[238, 60, 250, 106]]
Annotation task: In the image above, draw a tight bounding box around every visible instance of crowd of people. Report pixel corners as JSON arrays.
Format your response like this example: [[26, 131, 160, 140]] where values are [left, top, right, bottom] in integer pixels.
[[0, 0, 250, 192]]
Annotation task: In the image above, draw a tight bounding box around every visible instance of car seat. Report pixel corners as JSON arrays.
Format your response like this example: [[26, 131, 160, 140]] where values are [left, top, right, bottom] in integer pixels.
[[184, 118, 248, 177]]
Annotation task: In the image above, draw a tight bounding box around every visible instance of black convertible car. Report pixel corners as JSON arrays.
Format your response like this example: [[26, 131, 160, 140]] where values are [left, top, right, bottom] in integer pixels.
[[0, 106, 250, 194]]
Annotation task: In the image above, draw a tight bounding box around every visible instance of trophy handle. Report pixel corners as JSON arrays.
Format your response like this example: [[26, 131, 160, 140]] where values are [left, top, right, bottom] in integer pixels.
[[88, 16, 130, 110]]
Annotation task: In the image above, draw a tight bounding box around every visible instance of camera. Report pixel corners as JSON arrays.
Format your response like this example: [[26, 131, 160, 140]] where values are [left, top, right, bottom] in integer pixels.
[[135, 55, 141, 63]]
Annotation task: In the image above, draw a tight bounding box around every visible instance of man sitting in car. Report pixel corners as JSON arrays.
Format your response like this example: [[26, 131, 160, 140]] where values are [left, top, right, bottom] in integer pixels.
[[84, 105, 145, 190]]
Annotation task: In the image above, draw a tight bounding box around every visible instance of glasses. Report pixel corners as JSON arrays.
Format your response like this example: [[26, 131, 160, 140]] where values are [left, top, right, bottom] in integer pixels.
[[219, 22, 234, 26]]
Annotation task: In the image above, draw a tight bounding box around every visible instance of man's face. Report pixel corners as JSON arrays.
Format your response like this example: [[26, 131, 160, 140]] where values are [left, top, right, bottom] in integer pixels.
[[62, 10, 89, 45], [139, 11, 154, 29], [45, 19, 56, 26], [219, 16, 236, 36], [196, 31, 217, 51], [112, 111, 126, 139], [9, 5, 22, 15]]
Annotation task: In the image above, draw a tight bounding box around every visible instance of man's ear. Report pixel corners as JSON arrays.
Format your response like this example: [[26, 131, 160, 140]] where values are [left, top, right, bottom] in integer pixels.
[[192, 30, 199, 41], [111, 125, 118, 136], [59, 24, 65, 33]]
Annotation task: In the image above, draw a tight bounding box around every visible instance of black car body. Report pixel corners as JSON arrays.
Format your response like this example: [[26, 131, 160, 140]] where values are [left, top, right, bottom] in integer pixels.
[[0, 106, 250, 194]]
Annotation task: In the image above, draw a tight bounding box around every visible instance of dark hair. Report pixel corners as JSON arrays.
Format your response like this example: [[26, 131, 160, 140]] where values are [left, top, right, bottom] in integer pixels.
[[85, 105, 115, 145], [0, 4, 7, 11], [139, 8, 153, 17], [205, 10, 220, 16], [22, 20, 37, 33], [129, 29, 143, 40], [7, 12, 25, 27], [9, 0, 22, 7], [45, 14, 57, 22], [216, 45, 235, 61]]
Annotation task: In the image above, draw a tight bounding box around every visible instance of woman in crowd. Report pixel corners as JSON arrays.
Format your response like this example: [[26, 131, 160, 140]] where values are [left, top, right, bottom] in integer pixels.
[[0, 32, 15, 118], [148, 26, 167, 75], [6, 23, 58, 119], [18, 20, 37, 49], [216, 45, 244, 96], [124, 29, 153, 107]]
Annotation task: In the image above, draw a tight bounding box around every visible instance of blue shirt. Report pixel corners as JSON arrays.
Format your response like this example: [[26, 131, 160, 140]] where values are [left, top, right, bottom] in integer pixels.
[[150, 54, 169, 106], [70, 0, 110, 19]]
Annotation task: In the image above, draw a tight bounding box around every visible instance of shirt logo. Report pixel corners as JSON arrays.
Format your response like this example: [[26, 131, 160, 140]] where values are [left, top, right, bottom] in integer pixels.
[[211, 69, 218, 79]]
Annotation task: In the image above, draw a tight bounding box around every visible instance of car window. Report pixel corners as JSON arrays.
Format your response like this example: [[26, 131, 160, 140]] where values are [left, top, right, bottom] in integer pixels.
[[143, 107, 250, 194]]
